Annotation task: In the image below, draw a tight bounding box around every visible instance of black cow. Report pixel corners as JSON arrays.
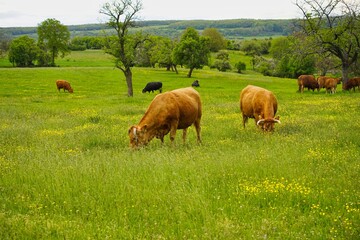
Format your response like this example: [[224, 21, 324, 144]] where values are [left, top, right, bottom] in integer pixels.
[[142, 82, 163, 93], [191, 80, 200, 87]]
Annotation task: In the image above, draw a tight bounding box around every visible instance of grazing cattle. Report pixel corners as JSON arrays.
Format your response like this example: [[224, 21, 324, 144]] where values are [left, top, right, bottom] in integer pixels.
[[298, 75, 319, 93], [324, 78, 338, 94], [191, 80, 200, 87], [317, 76, 328, 90], [128, 87, 202, 148], [56, 80, 73, 93], [240, 85, 280, 132], [142, 82, 162, 93], [317, 76, 341, 91], [344, 77, 360, 92]]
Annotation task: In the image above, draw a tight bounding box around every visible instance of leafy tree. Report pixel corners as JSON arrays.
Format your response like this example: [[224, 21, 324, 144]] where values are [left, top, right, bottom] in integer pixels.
[[240, 39, 271, 56], [270, 35, 315, 78], [100, 0, 143, 97], [37, 18, 70, 66], [173, 28, 210, 77], [8, 36, 39, 67], [202, 28, 227, 52], [295, 0, 360, 88], [212, 50, 232, 72], [148, 36, 178, 72]]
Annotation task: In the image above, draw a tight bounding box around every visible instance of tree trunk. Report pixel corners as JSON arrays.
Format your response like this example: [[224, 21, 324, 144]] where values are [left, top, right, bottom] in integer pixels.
[[51, 46, 56, 66], [173, 65, 178, 74], [341, 61, 350, 90], [124, 67, 133, 97], [187, 67, 194, 78]]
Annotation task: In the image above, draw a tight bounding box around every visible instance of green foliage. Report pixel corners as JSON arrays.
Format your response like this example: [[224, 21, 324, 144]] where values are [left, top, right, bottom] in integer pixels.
[[0, 51, 359, 238], [240, 38, 271, 56], [1, 19, 295, 40], [8, 36, 39, 67], [234, 61, 246, 73], [37, 18, 70, 66], [212, 50, 232, 72], [173, 28, 211, 77], [70, 36, 104, 50], [202, 28, 227, 52], [269, 36, 315, 78]]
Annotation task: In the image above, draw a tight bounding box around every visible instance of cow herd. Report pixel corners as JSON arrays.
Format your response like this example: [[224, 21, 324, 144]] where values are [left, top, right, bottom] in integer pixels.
[[297, 75, 360, 93], [128, 83, 281, 149], [54, 76, 358, 149]]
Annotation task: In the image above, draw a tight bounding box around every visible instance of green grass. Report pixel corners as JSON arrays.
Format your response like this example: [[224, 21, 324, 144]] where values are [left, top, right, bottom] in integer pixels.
[[0, 51, 359, 239]]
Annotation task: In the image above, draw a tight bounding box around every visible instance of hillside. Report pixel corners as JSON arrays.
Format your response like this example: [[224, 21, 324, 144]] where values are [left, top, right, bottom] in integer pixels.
[[0, 19, 297, 40]]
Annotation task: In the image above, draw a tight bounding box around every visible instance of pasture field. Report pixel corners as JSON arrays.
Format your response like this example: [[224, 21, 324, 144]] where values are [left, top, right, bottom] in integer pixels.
[[0, 50, 359, 239]]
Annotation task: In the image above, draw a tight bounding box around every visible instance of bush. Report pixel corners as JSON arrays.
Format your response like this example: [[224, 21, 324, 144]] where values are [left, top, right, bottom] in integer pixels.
[[8, 36, 39, 67], [235, 61, 246, 73]]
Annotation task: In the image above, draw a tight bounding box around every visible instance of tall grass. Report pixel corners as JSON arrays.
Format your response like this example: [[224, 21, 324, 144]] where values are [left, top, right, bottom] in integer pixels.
[[0, 50, 359, 239]]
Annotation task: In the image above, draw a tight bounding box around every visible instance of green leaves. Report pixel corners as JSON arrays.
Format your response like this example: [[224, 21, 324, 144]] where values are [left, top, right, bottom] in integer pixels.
[[37, 18, 70, 66]]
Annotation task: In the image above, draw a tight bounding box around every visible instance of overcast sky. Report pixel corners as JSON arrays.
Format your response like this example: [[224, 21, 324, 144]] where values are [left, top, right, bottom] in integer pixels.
[[0, 0, 301, 28]]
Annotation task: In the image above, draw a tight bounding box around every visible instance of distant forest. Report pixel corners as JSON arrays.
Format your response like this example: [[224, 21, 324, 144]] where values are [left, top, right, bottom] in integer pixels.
[[1, 19, 297, 40]]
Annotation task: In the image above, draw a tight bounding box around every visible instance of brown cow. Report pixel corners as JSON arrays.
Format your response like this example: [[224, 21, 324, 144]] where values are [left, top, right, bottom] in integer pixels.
[[240, 85, 280, 132], [324, 78, 338, 94], [344, 77, 360, 92], [56, 80, 73, 93], [128, 87, 202, 148], [298, 75, 319, 93], [317, 76, 342, 92]]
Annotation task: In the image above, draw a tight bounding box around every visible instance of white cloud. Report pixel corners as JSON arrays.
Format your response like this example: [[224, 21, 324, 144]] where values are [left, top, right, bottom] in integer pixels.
[[0, 0, 301, 27]]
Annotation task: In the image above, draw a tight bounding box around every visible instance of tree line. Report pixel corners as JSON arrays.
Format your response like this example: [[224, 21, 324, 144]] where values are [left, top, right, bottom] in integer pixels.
[[0, 19, 293, 40]]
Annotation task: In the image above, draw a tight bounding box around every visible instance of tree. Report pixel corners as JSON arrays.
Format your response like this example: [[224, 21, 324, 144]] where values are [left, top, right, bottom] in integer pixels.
[[270, 35, 315, 78], [8, 36, 39, 67], [148, 36, 178, 72], [202, 28, 227, 52], [173, 28, 210, 78], [235, 61, 246, 73], [37, 18, 70, 66], [100, 0, 143, 97], [295, 0, 360, 88]]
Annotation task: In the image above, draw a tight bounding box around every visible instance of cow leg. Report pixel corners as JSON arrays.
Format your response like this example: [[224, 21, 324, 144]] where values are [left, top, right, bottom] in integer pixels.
[[169, 121, 178, 144], [242, 114, 248, 128], [194, 120, 202, 143], [182, 128, 187, 144]]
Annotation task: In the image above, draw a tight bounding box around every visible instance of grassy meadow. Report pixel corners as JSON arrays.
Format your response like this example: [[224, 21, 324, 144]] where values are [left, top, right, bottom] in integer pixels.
[[0, 50, 359, 239]]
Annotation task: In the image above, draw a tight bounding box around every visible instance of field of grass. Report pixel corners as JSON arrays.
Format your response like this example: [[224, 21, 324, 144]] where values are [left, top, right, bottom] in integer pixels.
[[0, 50, 359, 239]]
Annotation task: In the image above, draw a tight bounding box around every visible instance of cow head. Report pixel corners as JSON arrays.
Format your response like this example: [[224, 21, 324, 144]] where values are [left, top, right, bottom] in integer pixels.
[[257, 116, 281, 132], [128, 125, 149, 148], [69, 88, 74, 93]]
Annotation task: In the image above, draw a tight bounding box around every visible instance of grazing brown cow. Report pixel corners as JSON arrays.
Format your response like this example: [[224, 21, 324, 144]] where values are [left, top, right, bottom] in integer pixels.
[[344, 77, 360, 92], [324, 78, 338, 94], [56, 80, 73, 93], [298, 75, 319, 93], [317, 76, 328, 90], [128, 87, 202, 148], [240, 85, 280, 132]]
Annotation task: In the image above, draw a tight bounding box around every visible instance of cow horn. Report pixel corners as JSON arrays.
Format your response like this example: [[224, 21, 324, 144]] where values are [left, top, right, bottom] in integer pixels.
[[257, 119, 265, 125], [274, 119, 281, 124], [133, 127, 138, 143]]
